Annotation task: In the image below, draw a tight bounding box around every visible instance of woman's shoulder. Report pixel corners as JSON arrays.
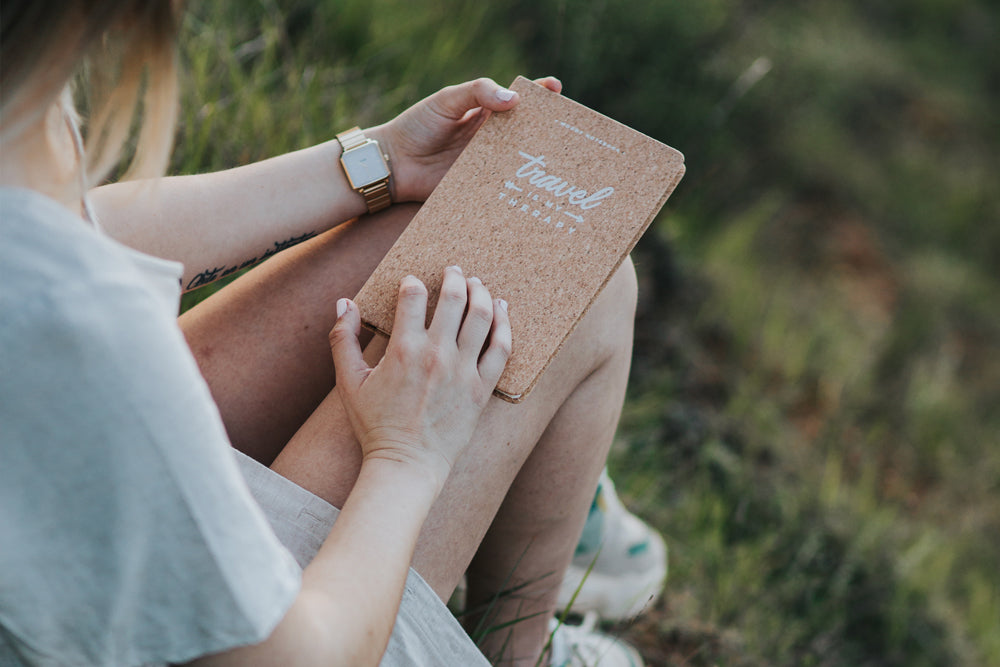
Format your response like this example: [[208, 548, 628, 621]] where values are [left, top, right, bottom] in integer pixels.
[[1, 186, 182, 317], [2, 187, 162, 292], [0, 187, 301, 667]]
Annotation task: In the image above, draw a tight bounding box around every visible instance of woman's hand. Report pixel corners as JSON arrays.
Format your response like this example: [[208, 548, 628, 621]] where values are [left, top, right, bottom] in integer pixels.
[[329, 266, 512, 489], [368, 76, 562, 203]]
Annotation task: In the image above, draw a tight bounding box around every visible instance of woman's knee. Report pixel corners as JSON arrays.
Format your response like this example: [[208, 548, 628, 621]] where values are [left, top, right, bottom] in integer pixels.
[[608, 254, 639, 319], [572, 254, 639, 365]]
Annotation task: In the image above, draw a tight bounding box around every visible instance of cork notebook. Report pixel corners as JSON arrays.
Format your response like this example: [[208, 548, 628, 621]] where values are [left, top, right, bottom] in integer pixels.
[[355, 76, 685, 402]]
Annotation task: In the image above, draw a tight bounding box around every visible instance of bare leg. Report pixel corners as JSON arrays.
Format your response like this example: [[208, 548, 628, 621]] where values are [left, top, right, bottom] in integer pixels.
[[180, 204, 420, 464], [266, 261, 636, 666], [182, 205, 637, 666], [429, 265, 636, 664], [269, 264, 634, 665]]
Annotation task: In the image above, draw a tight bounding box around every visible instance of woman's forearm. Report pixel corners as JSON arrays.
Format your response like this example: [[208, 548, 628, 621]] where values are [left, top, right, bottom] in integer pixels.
[[191, 456, 442, 667], [298, 457, 444, 662], [90, 139, 369, 290]]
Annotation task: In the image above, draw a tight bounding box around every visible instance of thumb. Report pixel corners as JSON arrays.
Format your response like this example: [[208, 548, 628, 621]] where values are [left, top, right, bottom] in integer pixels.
[[328, 298, 369, 394], [430, 78, 519, 120]]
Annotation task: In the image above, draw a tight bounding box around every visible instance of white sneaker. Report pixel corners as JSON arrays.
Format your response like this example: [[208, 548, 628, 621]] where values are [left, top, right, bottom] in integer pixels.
[[548, 612, 645, 667], [557, 470, 667, 620]]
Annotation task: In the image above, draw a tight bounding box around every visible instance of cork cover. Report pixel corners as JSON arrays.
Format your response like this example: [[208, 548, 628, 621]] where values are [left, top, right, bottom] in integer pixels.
[[355, 76, 685, 402]]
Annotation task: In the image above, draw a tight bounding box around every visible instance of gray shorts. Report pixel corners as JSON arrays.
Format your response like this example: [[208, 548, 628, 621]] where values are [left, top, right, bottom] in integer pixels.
[[234, 451, 490, 667]]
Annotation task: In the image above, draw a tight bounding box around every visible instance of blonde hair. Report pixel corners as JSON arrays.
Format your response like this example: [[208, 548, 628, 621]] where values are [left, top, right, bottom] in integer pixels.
[[1, 1, 180, 186]]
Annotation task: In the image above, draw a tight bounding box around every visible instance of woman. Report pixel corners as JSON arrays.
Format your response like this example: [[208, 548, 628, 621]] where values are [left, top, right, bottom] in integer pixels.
[[0, 2, 643, 665]]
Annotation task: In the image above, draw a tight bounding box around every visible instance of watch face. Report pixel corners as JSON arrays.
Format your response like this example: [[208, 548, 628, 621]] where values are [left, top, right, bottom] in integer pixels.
[[342, 142, 389, 188]]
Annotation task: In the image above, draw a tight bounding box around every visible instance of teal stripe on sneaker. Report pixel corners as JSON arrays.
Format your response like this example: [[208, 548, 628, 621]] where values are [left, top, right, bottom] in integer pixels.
[[574, 488, 605, 557], [626, 540, 650, 557]]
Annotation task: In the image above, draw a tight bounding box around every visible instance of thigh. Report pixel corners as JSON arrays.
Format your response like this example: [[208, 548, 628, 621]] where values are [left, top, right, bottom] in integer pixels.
[[179, 204, 419, 464]]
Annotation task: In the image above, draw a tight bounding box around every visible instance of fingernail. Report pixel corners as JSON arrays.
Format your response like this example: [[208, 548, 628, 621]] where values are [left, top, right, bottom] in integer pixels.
[[469, 276, 482, 285], [447, 265, 463, 274], [336, 298, 348, 318], [495, 87, 515, 102], [499, 299, 509, 313]]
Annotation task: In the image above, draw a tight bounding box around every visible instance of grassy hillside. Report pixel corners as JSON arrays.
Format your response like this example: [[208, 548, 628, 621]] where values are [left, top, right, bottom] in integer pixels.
[[175, 1, 1000, 664]]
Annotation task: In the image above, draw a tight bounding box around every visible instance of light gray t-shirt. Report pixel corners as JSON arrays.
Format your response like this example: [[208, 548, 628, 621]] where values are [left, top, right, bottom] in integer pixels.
[[0, 187, 301, 666]]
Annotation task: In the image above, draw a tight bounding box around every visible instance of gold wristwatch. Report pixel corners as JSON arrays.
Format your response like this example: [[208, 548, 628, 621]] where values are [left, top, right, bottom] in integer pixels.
[[336, 127, 392, 214]]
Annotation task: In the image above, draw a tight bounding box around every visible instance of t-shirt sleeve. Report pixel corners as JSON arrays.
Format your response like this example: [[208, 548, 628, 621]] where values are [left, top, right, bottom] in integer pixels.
[[0, 276, 301, 666]]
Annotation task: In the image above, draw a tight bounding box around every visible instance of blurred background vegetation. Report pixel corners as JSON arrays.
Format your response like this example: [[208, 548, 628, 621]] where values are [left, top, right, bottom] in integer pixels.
[[175, 1, 999, 664]]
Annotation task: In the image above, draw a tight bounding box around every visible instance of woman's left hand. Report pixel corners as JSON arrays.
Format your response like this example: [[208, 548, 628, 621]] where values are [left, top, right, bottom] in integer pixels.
[[368, 76, 562, 204]]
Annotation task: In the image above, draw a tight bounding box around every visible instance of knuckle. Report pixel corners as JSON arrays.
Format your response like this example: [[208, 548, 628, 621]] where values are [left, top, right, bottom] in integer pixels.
[[422, 345, 450, 373], [468, 384, 490, 408], [494, 325, 513, 357], [439, 285, 467, 305], [399, 281, 428, 300], [390, 336, 420, 362], [466, 301, 493, 324], [328, 323, 350, 348]]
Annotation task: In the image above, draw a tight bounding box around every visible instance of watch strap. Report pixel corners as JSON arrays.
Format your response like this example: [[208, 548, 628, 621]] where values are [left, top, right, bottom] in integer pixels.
[[337, 127, 391, 214], [358, 181, 392, 213], [336, 126, 369, 151]]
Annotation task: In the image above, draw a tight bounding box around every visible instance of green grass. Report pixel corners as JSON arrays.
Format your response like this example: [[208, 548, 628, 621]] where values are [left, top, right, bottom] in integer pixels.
[[174, 1, 1000, 664]]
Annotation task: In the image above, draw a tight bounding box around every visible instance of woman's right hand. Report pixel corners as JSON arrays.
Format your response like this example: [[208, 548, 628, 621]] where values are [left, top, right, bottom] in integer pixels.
[[329, 266, 511, 490]]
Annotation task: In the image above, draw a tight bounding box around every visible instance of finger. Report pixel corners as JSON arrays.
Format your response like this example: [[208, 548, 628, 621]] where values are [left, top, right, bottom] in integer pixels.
[[329, 298, 369, 394], [429, 78, 518, 120], [533, 76, 563, 94], [477, 298, 512, 388], [393, 275, 429, 336], [457, 276, 495, 361], [428, 265, 468, 341]]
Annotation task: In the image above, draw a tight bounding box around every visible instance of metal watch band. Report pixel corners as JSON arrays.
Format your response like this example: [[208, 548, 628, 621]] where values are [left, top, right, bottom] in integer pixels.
[[336, 126, 368, 151], [336, 127, 391, 214]]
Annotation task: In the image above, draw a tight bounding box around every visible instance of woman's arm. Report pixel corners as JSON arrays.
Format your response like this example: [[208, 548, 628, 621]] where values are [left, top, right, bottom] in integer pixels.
[[199, 457, 443, 667], [90, 77, 561, 291], [89, 140, 364, 291], [191, 269, 512, 667]]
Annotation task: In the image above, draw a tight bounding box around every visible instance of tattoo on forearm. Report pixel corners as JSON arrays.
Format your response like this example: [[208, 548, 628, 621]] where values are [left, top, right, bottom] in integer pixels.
[[185, 231, 318, 290]]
